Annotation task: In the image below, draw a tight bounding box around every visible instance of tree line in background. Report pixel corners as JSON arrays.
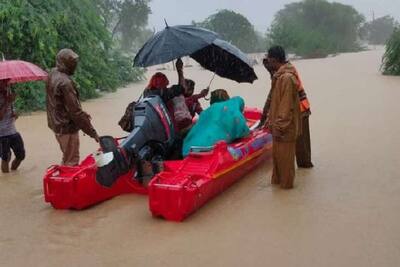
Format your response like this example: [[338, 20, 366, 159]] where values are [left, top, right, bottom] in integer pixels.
[[268, 0, 400, 58], [268, 0, 365, 58], [195, 1, 398, 72], [0, 0, 152, 112], [204, 0, 400, 77], [193, 9, 266, 53], [360, 15, 399, 46], [0, 0, 399, 113], [95, 0, 154, 53]]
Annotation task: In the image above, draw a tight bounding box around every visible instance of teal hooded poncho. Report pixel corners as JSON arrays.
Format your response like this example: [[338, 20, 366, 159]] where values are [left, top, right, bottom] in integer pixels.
[[182, 96, 250, 156]]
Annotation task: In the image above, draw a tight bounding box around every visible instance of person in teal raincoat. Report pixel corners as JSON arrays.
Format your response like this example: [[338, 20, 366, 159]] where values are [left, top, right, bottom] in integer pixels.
[[182, 95, 250, 157]]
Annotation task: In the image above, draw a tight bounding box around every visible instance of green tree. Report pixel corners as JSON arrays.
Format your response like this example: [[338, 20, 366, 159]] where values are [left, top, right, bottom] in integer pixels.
[[0, 0, 143, 112], [95, 0, 152, 52], [361, 16, 399, 45], [382, 28, 400, 76], [195, 9, 262, 53], [268, 0, 365, 58]]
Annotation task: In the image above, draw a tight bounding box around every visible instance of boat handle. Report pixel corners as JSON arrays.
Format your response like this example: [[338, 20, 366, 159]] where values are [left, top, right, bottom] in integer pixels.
[[189, 146, 214, 153]]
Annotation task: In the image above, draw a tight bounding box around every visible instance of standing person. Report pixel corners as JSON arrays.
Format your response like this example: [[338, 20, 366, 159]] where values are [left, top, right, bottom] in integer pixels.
[[293, 74, 313, 168], [261, 46, 301, 189], [46, 49, 99, 166], [0, 79, 25, 173], [260, 51, 313, 169]]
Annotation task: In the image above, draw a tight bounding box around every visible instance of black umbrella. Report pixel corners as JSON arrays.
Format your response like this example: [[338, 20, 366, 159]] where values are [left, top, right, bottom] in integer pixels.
[[134, 25, 257, 83], [191, 38, 258, 83], [134, 24, 219, 67]]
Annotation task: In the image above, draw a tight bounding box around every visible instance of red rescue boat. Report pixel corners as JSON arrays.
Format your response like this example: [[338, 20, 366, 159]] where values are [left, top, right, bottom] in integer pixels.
[[43, 108, 272, 221]]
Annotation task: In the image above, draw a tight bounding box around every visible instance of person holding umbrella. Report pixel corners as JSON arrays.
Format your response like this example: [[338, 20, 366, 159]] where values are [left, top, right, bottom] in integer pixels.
[[0, 79, 25, 173], [0, 53, 49, 172], [46, 49, 99, 166], [143, 59, 193, 132]]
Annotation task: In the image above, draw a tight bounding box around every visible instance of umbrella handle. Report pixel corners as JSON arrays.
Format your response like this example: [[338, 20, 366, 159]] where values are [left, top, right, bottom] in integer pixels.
[[204, 72, 216, 101], [207, 72, 216, 88]]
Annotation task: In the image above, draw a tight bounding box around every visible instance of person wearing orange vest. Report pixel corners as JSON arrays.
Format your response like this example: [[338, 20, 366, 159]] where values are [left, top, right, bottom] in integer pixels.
[[260, 46, 301, 188], [260, 46, 314, 169]]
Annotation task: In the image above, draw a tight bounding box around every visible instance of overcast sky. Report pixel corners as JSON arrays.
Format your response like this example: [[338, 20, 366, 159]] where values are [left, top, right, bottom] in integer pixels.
[[148, 0, 400, 32]]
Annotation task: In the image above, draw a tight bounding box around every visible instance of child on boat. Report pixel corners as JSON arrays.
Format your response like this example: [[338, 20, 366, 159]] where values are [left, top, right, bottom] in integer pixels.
[[183, 79, 209, 118]]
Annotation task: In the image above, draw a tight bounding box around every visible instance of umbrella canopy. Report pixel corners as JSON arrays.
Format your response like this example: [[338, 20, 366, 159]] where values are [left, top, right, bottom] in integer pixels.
[[134, 25, 219, 67], [191, 39, 258, 83], [0, 60, 48, 84]]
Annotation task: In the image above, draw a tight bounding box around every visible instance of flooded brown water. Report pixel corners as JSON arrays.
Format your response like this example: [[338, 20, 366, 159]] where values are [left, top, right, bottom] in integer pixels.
[[0, 49, 399, 266]]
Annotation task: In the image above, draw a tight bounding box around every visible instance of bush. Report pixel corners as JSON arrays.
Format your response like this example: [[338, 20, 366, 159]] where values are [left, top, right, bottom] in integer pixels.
[[382, 28, 400, 76], [13, 83, 46, 113]]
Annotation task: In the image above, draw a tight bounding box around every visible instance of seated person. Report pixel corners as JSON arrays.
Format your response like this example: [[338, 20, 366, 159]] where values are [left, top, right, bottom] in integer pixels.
[[183, 79, 209, 118], [143, 72, 182, 103], [182, 91, 250, 157], [143, 59, 193, 133], [210, 89, 230, 105], [118, 71, 182, 133]]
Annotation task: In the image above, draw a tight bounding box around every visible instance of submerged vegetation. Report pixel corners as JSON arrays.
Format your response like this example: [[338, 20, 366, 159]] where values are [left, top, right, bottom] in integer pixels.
[[382, 28, 400, 76]]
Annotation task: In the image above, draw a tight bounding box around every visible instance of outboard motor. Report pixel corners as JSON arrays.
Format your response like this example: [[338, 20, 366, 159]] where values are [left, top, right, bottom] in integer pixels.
[[96, 95, 175, 187]]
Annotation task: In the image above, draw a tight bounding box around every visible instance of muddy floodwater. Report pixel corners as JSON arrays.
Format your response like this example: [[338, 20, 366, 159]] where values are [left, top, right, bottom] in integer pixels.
[[0, 49, 399, 266]]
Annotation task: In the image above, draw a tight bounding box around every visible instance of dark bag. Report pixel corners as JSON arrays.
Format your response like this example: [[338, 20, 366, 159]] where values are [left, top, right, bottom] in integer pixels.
[[171, 95, 192, 130], [118, 101, 136, 132]]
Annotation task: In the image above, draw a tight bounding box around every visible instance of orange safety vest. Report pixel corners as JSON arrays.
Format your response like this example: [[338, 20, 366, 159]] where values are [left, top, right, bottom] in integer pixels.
[[293, 67, 311, 113], [263, 64, 311, 117]]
